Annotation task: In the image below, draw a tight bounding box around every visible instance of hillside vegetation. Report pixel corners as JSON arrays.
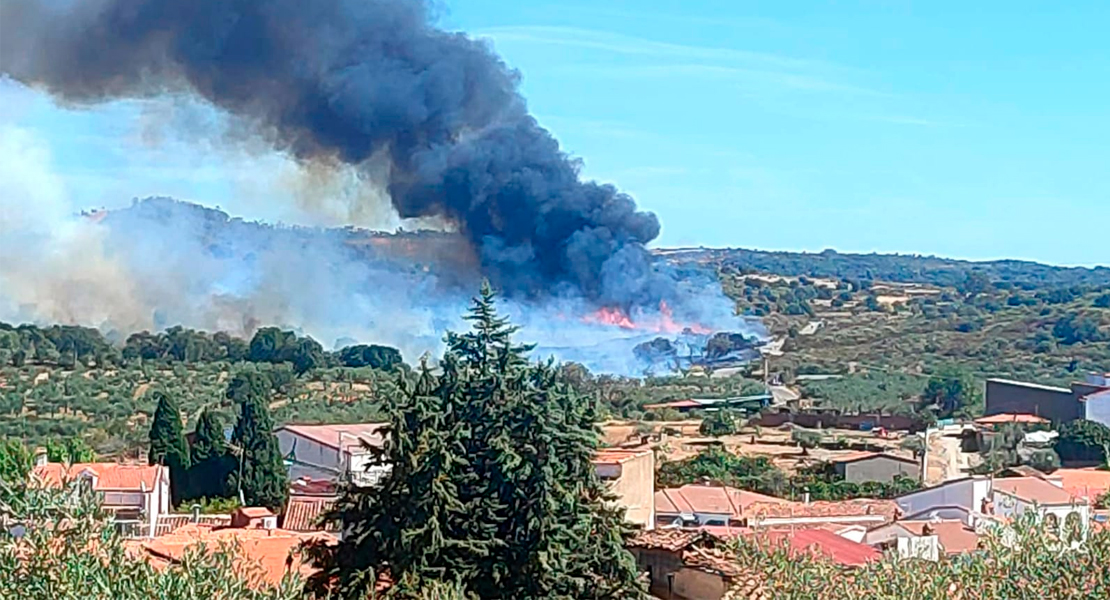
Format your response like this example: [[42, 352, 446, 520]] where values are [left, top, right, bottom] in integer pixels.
[[665, 248, 1110, 387]]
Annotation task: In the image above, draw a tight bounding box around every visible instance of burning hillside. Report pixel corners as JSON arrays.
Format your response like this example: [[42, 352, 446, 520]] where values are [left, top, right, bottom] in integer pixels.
[[0, 0, 765, 375]]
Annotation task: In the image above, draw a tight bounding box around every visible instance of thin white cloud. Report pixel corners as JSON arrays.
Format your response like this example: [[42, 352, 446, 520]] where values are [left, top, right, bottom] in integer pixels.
[[475, 25, 832, 72]]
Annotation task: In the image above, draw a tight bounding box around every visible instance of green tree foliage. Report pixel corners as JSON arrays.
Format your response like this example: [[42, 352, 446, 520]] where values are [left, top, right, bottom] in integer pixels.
[[699, 410, 740, 437], [792, 429, 822, 455], [188, 409, 234, 501], [1053, 314, 1106, 345], [227, 373, 288, 510], [148, 391, 192, 504], [44, 437, 95, 464], [0, 438, 32, 484], [920, 366, 981, 418], [337, 344, 404, 370], [656, 446, 919, 501], [1055, 419, 1110, 463], [1026, 448, 1061, 473], [306, 283, 646, 600], [290, 337, 326, 376], [1095, 293, 1110, 309], [957, 270, 992, 297]]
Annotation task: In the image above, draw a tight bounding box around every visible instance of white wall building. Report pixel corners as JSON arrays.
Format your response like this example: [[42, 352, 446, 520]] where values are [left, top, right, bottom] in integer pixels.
[[895, 476, 1091, 541], [1082, 389, 1110, 428], [275, 423, 389, 486], [32, 463, 170, 536]]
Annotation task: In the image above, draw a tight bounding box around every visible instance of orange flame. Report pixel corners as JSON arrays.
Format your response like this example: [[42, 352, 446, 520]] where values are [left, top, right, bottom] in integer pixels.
[[584, 301, 712, 334]]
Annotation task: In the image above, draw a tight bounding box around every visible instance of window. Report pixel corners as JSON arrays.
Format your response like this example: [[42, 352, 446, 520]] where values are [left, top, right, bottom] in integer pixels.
[[1064, 512, 1084, 543]]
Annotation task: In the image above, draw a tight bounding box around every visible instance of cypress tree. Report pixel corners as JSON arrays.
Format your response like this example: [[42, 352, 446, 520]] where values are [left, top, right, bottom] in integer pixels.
[[226, 373, 288, 510], [147, 391, 191, 505], [307, 283, 646, 599], [187, 408, 233, 500]]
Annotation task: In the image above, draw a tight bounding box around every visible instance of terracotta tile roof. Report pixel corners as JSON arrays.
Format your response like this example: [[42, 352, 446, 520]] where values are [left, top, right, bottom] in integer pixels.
[[992, 477, 1077, 505], [655, 485, 792, 519], [1050, 469, 1110, 501], [749, 529, 880, 567], [289, 477, 338, 496], [628, 528, 708, 551], [128, 524, 335, 588], [745, 499, 900, 523], [974, 413, 1049, 425], [897, 520, 981, 554], [682, 545, 747, 578], [592, 448, 652, 465], [236, 507, 276, 519], [828, 451, 917, 465], [277, 423, 387, 452], [32, 463, 165, 492], [283, 495, 337, 532]]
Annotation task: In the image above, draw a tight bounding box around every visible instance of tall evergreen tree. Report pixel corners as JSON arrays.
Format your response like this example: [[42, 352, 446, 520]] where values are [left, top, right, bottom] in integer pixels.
[[226, 373, 288, 510], [306, 283, 646, 599], [187, 408, 233, 500], [148, 391, 191, 505]]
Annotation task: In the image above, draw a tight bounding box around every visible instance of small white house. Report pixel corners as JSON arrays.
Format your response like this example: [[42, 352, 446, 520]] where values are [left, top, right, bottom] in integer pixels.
[[896, 476, 1090, 542], [32, 462, 170, 536], [275, 423, 389, 486]]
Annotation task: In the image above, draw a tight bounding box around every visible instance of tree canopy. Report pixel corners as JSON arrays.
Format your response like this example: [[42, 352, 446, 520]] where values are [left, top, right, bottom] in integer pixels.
[[148, 391, 192, 505], [226, 373, 288, 510], [306, 283, 646, 599]]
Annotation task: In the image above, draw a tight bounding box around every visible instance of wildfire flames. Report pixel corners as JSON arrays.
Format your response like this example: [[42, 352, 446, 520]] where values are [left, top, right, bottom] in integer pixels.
[[584, 301, 711, 335]]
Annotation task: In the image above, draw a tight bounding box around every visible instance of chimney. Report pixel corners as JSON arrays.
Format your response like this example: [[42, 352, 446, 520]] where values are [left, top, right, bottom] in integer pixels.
[[33, 447, 48, 467]]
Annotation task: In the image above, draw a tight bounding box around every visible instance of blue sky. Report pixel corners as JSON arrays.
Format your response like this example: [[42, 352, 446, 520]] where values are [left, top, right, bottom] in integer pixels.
[[3, 0, 1108, 266]]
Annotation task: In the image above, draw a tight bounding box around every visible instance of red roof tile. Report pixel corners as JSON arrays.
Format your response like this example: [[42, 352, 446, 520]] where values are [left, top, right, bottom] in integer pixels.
[[974, 414, 1049, 425], [750, 529, 880, 567], [992, 477, 1077, 505], [128, 524, 335, 588], [745, 499, 900, 523], [1050, 469, 1110, 501], [283, 495, 337, 532], [897, 520, 981, 555], [278, 423, 387, 452], [655, 485, 792, 519], [32, 463, 165, 492]]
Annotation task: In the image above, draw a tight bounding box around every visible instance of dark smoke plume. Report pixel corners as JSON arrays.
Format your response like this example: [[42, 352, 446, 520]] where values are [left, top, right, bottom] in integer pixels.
[[0, 0, 665, 306]]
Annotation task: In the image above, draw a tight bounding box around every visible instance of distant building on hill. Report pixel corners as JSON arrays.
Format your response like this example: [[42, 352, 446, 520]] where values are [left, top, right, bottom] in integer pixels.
[[984, 378, 1091, 423], [828, 452, 920, 484]]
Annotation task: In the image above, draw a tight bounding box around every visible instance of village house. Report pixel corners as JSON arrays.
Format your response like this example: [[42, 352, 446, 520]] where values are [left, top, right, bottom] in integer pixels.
[[827, 451, 921, 484], [865, 518, 982, 560], [895, 476, 1091, 540], [654, 484, 790, 528], [592, 448, 656, 530], [33, 462, 170, 537], [628, 525, 879, 600], [274, 423, 389, 486]]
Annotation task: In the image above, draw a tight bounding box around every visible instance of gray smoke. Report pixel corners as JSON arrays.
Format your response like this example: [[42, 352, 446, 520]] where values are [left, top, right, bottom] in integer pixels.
[[0, 0, 665, 306]]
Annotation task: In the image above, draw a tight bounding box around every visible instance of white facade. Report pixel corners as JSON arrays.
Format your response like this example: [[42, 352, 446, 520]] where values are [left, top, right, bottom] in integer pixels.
[[896, 477, 992, 519], [1083, 389, 1110, 428], [275, 424, 389, 486]]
